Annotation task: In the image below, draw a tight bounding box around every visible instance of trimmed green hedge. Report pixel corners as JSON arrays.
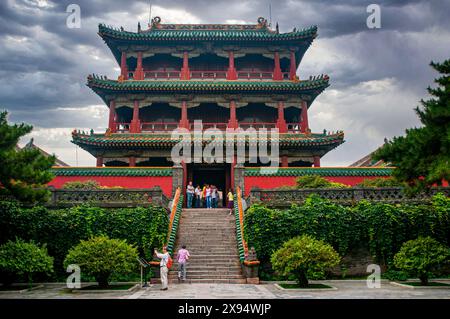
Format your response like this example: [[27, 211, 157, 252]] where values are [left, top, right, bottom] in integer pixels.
[[0, 202, 169, 279], [244, 193, 450, 266]]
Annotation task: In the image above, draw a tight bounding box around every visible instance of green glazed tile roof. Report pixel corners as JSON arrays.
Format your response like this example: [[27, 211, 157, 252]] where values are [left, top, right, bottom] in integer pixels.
[[87, 75, 330, 95], [71, 131, 344, 149], [98, 23, 317, 43], [245, 167, 394, 177], [52, 167, 172, 177]]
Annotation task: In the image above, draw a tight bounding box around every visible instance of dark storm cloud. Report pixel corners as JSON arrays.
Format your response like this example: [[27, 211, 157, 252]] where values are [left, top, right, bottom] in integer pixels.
[[0, 0, 449, 165]]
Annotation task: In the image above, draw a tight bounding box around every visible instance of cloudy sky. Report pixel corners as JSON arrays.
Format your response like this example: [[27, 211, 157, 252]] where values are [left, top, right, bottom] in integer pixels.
[[1, 0, 449, 166]]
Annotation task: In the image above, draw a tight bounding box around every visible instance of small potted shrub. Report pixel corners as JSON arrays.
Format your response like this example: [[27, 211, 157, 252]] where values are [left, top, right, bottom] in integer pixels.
[[64, 235, 138, 288], [393, 236, 450, 286], [0, 239, 54, 288], [271, 235, 340, 288]]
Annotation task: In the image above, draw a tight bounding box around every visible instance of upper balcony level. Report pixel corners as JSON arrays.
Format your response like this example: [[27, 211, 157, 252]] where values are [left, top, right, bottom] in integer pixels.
[[120, 51, 296, 81], [99, 17, 317, 81]]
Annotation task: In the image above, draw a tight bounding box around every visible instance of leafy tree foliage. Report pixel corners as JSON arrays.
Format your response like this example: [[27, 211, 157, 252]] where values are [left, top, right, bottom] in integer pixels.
[[0, 111, 55, 203], [64, 236, 138, 288], [62, 180, 101, 190], [271, 235, 340, 287], [295, 175, 349, 189], [0, 238, 54, 287], [394, 236, 450, 285], [356, 177, 405, 188], [373, 60, 450, 193]]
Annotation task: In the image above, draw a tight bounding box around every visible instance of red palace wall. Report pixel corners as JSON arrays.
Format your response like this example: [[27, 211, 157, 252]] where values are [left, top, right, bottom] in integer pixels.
[[244, 176, 386, 196], [49, 176, 173, 197]]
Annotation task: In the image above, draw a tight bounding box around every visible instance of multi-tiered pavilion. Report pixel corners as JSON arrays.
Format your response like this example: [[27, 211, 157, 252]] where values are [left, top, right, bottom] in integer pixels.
[[72, 17, 344, 193]]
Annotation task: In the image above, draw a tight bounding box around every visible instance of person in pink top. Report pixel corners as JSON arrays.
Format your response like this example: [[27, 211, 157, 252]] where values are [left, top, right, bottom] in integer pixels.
[[176, 245, 190, 282]]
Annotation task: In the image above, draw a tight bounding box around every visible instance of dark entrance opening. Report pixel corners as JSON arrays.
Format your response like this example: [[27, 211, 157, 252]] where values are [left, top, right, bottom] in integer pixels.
[[187, 163, 230, 207]]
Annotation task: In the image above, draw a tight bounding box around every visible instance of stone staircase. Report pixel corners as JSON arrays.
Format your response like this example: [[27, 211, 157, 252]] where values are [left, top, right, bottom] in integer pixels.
[[168, 208, 246, 284]]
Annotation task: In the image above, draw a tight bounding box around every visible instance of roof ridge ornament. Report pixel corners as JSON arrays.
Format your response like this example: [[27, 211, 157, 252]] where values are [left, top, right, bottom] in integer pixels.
[[151, 16, 162, 29], [257, 17, 269, 29]]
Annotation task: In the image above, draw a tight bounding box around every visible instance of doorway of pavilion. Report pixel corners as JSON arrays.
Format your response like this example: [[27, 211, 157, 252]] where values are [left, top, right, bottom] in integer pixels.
[[186, 163, 230, 208]]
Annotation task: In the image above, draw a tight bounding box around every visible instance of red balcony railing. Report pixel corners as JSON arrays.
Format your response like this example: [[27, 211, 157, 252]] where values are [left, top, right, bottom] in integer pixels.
[[189, 122, 228, 130], [113, 122, 302, 133], [140, 122, 179, 132], [126, 70, 290, 81], [190, 71, 227, 80], [238, 122, 277, 130]]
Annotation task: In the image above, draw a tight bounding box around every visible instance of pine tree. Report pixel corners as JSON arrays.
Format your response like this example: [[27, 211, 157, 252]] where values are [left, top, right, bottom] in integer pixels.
[[0, 111, 55, 203], [373, 60, 450, 193]]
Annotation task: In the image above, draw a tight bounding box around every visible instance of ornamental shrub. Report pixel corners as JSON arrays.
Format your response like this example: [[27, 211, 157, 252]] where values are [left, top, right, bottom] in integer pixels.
[[393, 236, 450, 285], [0, 238, 53, 287], [271, 235, 340, 287], [0, 202, 169, 279], [62, 180, 101, 189], [356, 177, 405, 188], [64, 236, 138, 288], [295, 175, 348, 189]]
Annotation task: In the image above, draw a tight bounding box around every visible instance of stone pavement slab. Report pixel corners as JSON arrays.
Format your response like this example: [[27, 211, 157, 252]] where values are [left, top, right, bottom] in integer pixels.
[[0, 280, 449, 299]]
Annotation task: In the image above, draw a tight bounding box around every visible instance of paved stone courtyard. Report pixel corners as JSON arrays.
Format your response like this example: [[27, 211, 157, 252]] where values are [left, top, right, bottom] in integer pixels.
[[1, 280, 449, 299]]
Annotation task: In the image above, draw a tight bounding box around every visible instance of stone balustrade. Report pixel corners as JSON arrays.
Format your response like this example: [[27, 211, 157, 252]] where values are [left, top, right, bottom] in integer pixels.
[[248, 187, 450, 207], [46, 186, 170, 208]]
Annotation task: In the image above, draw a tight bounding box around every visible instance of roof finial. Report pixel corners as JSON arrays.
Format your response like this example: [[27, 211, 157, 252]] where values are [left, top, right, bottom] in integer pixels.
[[276, 22, 279, 33], [25, 138, 34, 148], [138, 22, 141, 33]]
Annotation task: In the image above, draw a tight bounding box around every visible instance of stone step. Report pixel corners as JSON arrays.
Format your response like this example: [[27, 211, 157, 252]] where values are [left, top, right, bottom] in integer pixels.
[[171, 266, 242, 271], [181, 218, 236, 223], [180, 246, 238, 249], [168, 274, 245, 280], [169, 272, 242, 277], [167, 278, 247, 284], [180, 221, 234, 224], [176, 239, 237, 243], [179, 225, 234, 228], [185, 257, 240, 262], [185, 262, 240, 265], [182, 261, 241, 266], [178, 231, 235, 234], [174, 250, 239, 254]]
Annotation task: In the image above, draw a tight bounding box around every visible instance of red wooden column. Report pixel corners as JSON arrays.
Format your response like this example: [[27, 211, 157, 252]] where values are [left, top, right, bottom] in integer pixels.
[[276, 101, 287, 133], [96, 156, 103, 167], [181, 161, 187, 196], [313, 156, 321, 167], [129, 157, 136, 167], [181, 51, 190, 80], [130, 100, 141, 133], [179, 101, 189, 129], [227, 100, 238, 129], [120, 52, 128, 80], [230, 155, 236, 190], [300, 101, 309, 133], [134, 52, 144, 80], [273, 51, 283, 81], [108, 100, 116, 133], [289, 51, 297, 80], [281, 155, 288, 167], [226, 51, 238, 80]]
